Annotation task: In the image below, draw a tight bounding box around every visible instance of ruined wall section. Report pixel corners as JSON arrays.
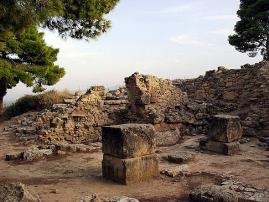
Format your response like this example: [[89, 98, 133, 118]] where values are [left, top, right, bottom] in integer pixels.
[[175, 61, 269, 137], [11, 86, 129, 144], [125, 72, 185, 120], [125, 73, 189, 146]]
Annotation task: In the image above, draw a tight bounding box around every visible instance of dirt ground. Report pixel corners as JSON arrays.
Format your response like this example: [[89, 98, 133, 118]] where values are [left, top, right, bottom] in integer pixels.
[[0, 122, 268, 202]]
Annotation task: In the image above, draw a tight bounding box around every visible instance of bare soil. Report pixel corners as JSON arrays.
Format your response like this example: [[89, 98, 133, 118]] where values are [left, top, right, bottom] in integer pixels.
[[0, 122, 268, 202]]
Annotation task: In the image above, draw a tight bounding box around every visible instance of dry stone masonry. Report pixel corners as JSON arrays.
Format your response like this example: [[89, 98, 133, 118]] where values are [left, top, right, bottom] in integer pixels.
[[175, 61, 269, 138], [102, 124, 159, 184], [2, 86, 129, 144], [2, 61, 268, 149]]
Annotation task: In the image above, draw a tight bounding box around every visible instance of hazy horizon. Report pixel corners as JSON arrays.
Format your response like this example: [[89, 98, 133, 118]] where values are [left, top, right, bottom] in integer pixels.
[[4, 0, 261, 104]]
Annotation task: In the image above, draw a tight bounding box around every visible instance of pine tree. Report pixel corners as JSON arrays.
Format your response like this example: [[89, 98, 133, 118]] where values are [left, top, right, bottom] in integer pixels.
[[0, 0, 120, 112], [229, 0, 269, 61]]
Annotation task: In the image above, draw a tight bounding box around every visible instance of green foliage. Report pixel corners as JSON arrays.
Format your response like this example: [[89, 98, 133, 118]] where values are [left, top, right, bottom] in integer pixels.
[[0, 0, 120, 111], [0, 27, 65, 95], [229, 0, 269, 60], [0, 0, 120, 40], [3, 90, 72, 119]]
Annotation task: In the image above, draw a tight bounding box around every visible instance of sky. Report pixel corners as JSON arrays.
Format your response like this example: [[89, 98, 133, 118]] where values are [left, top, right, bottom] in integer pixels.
[[5, 0, 262, 104]]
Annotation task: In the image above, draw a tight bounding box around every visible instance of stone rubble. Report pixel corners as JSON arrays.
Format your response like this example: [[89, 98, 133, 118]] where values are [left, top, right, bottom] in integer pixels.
[[165, 151, 196, 164], [5, 142, 101, 162], [79, 194, 140, 202], [190, 179, 269, 202], [0, 182, 40, 202], [160, 164, 190, 178]]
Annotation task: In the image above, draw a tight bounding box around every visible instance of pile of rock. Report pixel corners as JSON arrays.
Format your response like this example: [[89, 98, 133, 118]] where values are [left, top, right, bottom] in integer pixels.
[[106, 87, 127, 100], [5, 146, 53, 161], [5, 142, 101, 161], [200, 114, 243, 155], [79, 194, 139, 202], [102, 124, 159, 184], [161, 151, 196, 178], [190, 179, 269, 202]]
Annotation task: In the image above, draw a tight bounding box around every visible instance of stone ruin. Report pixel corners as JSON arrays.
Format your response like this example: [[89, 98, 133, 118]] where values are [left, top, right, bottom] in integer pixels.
[[3, 61, 269, 152], [125, 72, 190, 146], [102, 124, 159, 184], [175, 61, 269, 138], [200, 114, 243, 155], [1, 61, 269, 201], [3, 86, 129, 145]]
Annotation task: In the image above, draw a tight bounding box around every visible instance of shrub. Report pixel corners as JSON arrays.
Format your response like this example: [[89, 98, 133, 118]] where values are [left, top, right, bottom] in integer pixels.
[[3, 90, 72, 119]]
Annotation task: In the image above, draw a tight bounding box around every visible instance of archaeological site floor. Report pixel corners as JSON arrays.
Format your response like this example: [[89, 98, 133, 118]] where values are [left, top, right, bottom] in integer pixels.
[[0, 122, 268, 202]]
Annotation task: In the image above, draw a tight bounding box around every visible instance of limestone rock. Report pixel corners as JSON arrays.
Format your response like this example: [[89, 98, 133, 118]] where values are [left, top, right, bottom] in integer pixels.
[[102, 124, 156, 158], [166, 152, 195, 164], [189, 185, 239, 202], [23, 146, 53, 161], [200, 139, 240, 155], [160, 165, 189, 177], [125, 72, 184, 118], [165, 108, 196, 124], [221, 179, 269, 202], [104, 196, 140, 202], [0, 182, 39, 202], [102, 154, 159, 185], [5, 152, 23, 161], [79, 193, 100, 202], [209, 114, 243, 143], [155, 129, 182, 147]]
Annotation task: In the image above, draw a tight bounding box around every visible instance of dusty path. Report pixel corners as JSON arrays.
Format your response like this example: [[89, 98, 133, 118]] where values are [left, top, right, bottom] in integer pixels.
[[0, 123, 268, 202]]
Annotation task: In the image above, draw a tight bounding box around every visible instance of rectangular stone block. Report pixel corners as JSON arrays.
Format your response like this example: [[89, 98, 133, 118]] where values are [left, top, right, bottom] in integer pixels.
[[102, 154, 159, 185], [208, 114, 243, 143], [200, 140, 240, 155], [102, 124, 156, 158]]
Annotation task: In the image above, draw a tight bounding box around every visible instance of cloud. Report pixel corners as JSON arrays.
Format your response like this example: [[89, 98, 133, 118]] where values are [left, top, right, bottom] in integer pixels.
[[151, 2, 200, 14], [170, 35, 214, 47], [204, 15, 238, 21], [210, 29, 233, 36], [43, 30, 101, 60]]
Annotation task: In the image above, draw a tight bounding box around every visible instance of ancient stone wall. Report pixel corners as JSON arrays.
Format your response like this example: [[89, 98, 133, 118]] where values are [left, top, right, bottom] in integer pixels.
[[7, 86, 130, 144], [125, 73, 189, 146], [125, 72, 185, 120], [175, 61, 269, 137], [5, 62, 269, 146]]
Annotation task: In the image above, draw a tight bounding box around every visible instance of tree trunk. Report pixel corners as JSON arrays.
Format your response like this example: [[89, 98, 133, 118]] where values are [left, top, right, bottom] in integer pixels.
[[0, 96, 3, 114], [266, 35, 269, 61], [0, 78, 7, 115]]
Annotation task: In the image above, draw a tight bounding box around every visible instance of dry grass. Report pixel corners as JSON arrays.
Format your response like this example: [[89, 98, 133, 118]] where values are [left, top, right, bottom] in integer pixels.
[[3, 90, 72, 119]]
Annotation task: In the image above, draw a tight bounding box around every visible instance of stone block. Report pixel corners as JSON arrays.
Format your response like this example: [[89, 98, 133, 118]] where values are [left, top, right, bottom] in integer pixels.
[[200, 139, 240, 155], [209, 114, 243, 143], [102, 154, 159, 184], [5, 152, 23, 161], [166, 151, 195, 164], [102, 124, 156, 158]]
